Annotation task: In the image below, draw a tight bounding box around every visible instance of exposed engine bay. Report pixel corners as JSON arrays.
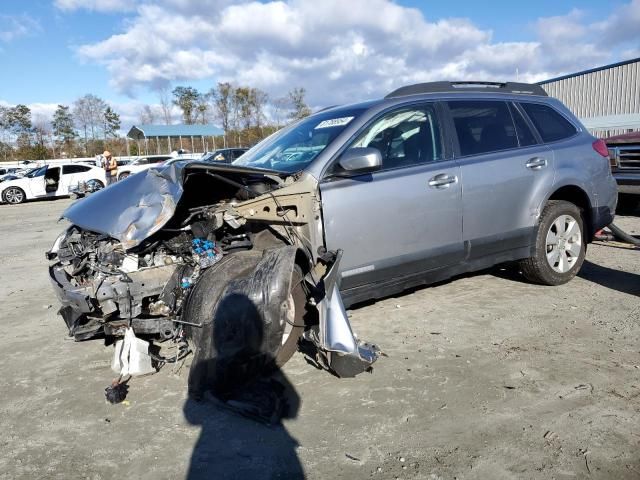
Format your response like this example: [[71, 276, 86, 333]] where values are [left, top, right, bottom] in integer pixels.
[[47, 162, 379, 395]]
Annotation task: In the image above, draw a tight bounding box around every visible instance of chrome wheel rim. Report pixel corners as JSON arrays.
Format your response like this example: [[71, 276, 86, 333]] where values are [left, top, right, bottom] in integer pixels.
[[5, 188, 23, 204], [546, 214, 582, 273]]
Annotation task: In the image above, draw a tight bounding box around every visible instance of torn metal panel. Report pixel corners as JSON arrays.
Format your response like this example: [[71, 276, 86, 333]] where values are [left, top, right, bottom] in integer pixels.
[[308, 250, 380, 377]]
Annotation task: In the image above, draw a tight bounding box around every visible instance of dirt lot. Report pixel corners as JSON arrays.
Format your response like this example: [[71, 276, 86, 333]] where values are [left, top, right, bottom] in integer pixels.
[[0, 197, 638, 480]]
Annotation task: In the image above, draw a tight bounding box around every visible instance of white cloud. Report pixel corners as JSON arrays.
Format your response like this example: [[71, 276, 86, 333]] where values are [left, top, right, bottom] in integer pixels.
[[54, 0, 135, 13], [71, 0, 640, 106], [595, 0, 640, 45], [0, 14, 40, 43]]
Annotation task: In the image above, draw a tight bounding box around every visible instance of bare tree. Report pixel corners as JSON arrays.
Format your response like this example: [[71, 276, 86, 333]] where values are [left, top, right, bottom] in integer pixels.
[[288, 87, 311, 121], [139, 105, 156, 124], [195, 91, 210, 124], [250, 88, 269, 134], [158, 86, 173, 124], [211, 82, 234, 139], [73, 94, 107, 153], [271, 96, 290, 128]]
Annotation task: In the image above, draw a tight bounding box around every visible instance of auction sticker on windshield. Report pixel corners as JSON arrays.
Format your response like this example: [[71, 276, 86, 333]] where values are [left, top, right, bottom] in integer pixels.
[[315, 117, 354, 129]]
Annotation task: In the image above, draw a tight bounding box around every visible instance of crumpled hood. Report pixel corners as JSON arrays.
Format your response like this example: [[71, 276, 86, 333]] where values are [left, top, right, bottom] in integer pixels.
[[62, 163, 185, 250]]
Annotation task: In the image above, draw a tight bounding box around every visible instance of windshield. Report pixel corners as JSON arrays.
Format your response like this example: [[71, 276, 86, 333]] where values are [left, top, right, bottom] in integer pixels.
[[233, 107, 367, 172], [25, 166, 46, 178]]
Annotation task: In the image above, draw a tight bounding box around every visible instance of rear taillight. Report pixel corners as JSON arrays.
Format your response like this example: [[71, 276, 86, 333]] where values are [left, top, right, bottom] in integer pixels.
[[592, 139, 609, 158]]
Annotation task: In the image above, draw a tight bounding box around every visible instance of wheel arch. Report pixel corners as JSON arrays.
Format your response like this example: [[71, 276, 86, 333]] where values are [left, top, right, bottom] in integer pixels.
[[546, 185, 593, 241]]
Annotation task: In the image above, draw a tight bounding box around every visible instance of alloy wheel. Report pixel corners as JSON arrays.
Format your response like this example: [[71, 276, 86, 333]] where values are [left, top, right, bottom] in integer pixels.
[[545, 214, 582, 273], [4, 188, 24, 204]]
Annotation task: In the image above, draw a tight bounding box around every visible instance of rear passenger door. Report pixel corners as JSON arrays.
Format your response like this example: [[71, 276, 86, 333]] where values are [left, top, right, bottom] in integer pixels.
[[447, 100, 553, 259], [320, 103, 463, 290], [61, 164, 92, 194]]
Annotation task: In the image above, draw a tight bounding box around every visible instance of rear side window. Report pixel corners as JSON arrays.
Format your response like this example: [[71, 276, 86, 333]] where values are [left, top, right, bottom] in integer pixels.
[[447, 100, 518, 156], [520, 103, 577, 143], [509, 104, 537, 147], [63, 165, 91, 174]]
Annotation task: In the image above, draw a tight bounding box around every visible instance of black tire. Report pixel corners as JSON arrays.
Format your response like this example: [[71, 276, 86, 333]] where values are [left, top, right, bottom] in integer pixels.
[[520, 200, 586, 285], [118, 172, 130, 181], [2, 186, 26, 204], [185, 254, 306, 398]]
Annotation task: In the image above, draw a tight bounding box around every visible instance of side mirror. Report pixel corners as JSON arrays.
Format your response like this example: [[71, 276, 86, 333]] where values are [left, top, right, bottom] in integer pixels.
[[338, 147, 382, 173]]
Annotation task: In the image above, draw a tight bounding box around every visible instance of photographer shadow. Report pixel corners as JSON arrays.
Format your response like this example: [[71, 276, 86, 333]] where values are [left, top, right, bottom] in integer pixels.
[[184, 292, 304, 480]]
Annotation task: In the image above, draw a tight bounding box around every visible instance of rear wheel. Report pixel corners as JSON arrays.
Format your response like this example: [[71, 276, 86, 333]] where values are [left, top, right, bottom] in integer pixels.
[[90, 179, 104, 190], [520, 200, 585, 285], [118, 172, 130, 181], [3, 187, 25, 204]]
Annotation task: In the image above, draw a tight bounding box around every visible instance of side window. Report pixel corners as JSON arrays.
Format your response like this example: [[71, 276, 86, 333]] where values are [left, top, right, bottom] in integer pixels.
[[509, 103, 537, 147], [520, 103, 577, 143], [63, 165, 91, 174], [448, 100, 518, 156], [349, 106, 442, 170]]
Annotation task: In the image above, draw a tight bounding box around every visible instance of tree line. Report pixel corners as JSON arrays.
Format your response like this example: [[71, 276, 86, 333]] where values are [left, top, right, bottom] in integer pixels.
[[144, 83, 312, 148], [0, 84, 311, 162], [0, 94, 121, 161]]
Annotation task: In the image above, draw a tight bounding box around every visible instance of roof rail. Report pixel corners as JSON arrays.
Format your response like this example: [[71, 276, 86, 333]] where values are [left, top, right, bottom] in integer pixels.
[[385, 81, 548, 99]]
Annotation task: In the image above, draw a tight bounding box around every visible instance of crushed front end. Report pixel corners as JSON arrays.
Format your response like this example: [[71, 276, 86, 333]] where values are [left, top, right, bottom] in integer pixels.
[[47, 162, 379, 384]]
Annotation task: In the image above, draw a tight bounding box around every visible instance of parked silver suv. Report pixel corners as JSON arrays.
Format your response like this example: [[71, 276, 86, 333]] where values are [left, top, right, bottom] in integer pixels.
[[48, 81, 617, 383]]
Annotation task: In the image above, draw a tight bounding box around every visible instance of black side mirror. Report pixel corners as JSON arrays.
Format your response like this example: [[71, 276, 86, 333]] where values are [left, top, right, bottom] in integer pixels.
[[337, 147, 382, 173]]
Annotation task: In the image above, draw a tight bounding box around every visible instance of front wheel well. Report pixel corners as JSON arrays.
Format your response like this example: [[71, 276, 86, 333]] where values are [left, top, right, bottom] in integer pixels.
[[547, 186, 593, 240]]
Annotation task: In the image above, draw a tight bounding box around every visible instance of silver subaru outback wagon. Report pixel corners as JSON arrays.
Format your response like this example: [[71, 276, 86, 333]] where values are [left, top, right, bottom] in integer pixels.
[[48, 81, 617, 380]]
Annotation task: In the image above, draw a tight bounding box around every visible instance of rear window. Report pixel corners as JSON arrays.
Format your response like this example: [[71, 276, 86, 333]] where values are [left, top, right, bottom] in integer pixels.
[[520, 103, 577, 143], [448, 100, 518, 156]]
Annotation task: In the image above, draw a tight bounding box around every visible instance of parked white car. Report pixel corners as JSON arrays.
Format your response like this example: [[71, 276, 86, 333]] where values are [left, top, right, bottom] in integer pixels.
[[116, 155, 173, 180], [1, 163, 106, 204]]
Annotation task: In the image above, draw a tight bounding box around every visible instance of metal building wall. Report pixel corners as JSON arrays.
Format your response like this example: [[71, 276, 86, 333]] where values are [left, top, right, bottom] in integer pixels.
[[541, 60, 640, 117], [540, 60, 640, 136]]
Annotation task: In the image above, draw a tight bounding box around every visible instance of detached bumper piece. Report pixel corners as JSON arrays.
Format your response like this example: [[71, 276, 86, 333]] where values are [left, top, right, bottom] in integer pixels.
[[308, 250, 380, 378]]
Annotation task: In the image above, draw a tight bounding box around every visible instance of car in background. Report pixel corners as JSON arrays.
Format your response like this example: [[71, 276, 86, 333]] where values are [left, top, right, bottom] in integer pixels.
[[116, 155, 173, 180], [607, 131, 640, 208], [1, 163, 105, 204], [201, 148, 248, 164], [0, 167, 29, 179]]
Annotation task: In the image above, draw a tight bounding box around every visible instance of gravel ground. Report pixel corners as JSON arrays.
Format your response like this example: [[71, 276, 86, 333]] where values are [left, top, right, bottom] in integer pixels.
[[0, 197, 638, 480]]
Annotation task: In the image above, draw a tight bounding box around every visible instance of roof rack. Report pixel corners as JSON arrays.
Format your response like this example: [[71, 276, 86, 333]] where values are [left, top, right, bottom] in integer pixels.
[[385, 81, 548, 99]]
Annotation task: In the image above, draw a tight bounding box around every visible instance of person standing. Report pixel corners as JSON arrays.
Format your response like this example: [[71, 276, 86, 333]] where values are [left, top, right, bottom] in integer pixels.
[[103, 150, 118, 186]]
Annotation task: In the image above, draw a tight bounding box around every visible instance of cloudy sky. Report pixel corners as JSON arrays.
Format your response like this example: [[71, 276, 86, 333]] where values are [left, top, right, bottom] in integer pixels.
[[1, 0, 639, 128]]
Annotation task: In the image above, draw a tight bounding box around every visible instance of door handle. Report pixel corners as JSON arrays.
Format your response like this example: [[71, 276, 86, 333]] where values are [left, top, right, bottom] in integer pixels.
[[428, 173, 457, 188], [525, 157, 547, 170]]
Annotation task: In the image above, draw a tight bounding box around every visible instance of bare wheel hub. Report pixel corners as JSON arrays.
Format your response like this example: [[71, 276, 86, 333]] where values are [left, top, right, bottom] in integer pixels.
[[281, 293, 295, 345]]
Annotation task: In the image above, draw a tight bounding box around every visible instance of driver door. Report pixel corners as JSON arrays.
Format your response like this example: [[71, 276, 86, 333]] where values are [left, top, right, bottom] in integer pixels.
[[320, 103, 464, 291]]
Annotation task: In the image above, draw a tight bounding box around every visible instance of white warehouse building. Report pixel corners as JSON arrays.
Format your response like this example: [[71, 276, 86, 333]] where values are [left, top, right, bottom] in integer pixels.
[[538, 57, 640, 137]]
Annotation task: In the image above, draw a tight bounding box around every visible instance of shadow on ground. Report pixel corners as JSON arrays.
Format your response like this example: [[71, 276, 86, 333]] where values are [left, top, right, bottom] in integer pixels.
[[579, 259, 640, 296], [183, 288, 305, 479], [183, 371, 303, 480]]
